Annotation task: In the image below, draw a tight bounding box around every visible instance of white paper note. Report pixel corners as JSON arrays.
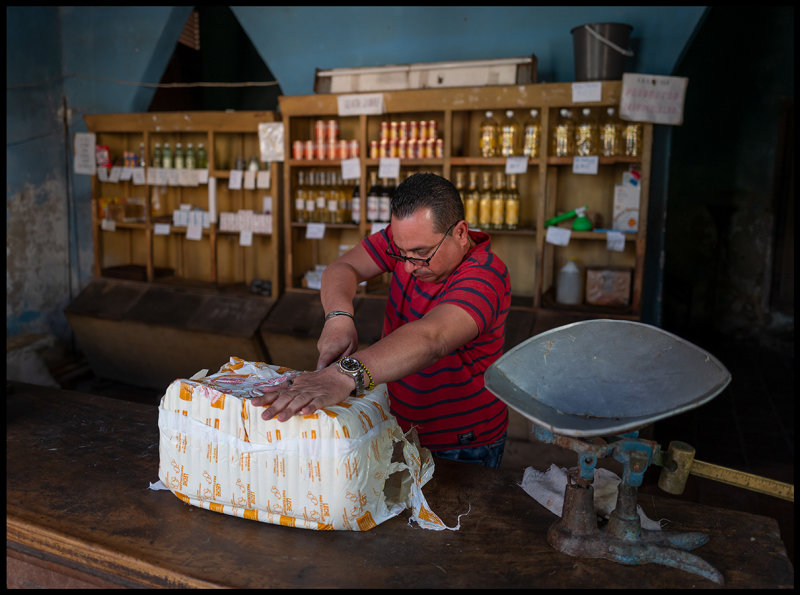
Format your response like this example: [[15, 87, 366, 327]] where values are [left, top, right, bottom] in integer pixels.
[[228, 170, 243, 190], [572, 82, 602, 103], [239, 230, 253, 246], [256, 170, 270, 189], [341, 157, 360, 180], [244, 170, 256, 190], [101, 219, 116, 231], [545, 226, 571, 246], [73, 132, 97, 175], [378, 157, 400, 179], [573, 156, 599, 175], [132, 168, 146, 186], [186, 223, 203, 241], [305, 223, 326, 239], [154, 223, 171, 236], [505, 156, 528, 174], [606, 231, 626, 252]]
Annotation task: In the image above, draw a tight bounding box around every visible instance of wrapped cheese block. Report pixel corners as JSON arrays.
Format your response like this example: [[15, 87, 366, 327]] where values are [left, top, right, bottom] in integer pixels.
[[158, 357, 449, 531]]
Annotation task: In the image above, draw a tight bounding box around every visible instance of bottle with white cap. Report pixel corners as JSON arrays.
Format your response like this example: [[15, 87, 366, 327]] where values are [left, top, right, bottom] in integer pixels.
[[556, 258, 583, 305]]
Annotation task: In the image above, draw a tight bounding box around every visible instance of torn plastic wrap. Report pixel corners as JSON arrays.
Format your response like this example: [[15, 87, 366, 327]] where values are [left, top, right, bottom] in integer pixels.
[[157, 357, 454, 531]]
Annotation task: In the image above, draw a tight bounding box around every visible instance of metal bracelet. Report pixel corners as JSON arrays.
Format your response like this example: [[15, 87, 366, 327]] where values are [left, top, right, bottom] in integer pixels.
[[324, 310, 354, 322]]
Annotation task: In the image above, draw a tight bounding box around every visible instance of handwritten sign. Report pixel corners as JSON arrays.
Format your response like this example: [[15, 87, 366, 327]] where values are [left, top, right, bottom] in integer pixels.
[[341, 157, 360, 180], [505, 156, 528, 175], [306, 223, 326, 239], [73, 133, 97, 175], [572, 82, 602, 103], [573, 156, 599, 175], [620, 73, 688, 125], [378, 157, 400, 179], [545, 226, 571, 246], [337, 93, 385, 116]]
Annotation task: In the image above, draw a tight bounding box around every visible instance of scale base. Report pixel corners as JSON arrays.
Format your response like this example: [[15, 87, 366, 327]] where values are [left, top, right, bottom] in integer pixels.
[[548, 482, 725, 585]]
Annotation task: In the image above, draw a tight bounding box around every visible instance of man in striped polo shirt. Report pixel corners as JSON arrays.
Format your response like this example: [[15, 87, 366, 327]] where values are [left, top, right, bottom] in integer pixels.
[[252, 173, 511, 468]]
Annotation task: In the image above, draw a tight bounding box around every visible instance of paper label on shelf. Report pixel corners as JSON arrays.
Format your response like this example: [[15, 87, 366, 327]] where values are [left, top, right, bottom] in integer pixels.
[[244, 170, 256, 190], [154, 223, 171, 236], [306, 223, 326, 239], [545, 226, 571, 246], [186, 223, 203, 241], [505, 156, 528, 174], [262, 196, 272, 213], [119, 166, 133, 181], [178, 169, 197, 187], [341, 157, 360, 180], [256, 170, 270, 189], [370, 222, 389, 235], [258, 122, 284, 162], [219, 212, 236, 232], [73, 132, 96, 175], [573, 156, 599, 175], [337, 93, 385, 116], [228, 170, 243, 190], [167, 169, 179, 187], [239, 230, 253, 246], [572, 82, 602, 103], [97, 167, 110, 182], [109, 166, 122, 183], [132, 168, 146, 185], [197, 169, 209, 184], [606, 230, 626, 252], [101, 219, 116, 231], [620, 73, 688, 125], [378, 157, 400, 179]]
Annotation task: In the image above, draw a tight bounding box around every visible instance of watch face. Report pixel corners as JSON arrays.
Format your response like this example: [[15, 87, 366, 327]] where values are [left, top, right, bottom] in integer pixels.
[[340, 357, 361, 373]]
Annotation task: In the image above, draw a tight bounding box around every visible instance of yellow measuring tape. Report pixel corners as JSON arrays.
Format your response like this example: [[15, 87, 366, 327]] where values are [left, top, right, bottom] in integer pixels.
[[690, 459, 794, 502]]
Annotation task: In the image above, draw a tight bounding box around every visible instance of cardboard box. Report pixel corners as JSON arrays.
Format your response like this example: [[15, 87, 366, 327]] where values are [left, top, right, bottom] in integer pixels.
[[585, 267, 632, 307]]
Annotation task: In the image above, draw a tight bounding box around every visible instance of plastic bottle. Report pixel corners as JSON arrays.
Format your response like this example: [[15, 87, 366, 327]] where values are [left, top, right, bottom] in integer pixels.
[[196, 143, 208, 169], [174, 143, 184, 169], [574, 108, 598, 156], [464, 171, 479, 228], [500, 110, 520, 157], [294, 170, 308, 223], [504, 174, 520, 230], [622, 121, 643, 157], [138, 142, 146, 167], [599, 107, 621, 157], [248, 156, 260, 173], [303, 170, 316, 223], [552, 109, 574, 157], [479, 111, 499, 157], [161, 142, 172, 169], [478, 171, 493, 230], [491, 170, 506, 230], [522, 109, 541, 158], [151, 143, 161, 168], [556, 258, 583, 305], [185, 143, 196, 170]]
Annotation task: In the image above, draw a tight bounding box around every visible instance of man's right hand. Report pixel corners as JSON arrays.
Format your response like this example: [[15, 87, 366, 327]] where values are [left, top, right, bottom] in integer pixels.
[[316, 315, 358, 370]]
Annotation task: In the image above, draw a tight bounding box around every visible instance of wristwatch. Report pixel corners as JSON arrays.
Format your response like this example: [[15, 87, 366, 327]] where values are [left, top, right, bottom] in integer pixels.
[[336, 356, 365, 395]]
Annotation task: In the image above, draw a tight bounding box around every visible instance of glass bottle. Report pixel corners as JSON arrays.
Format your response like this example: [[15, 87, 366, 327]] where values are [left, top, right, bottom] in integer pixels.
[[366, 171, 380, 223], [185, 143, 196, 170], [378, 178, 393, 223], [479, 110, 499, 157], [491, 171, 506, 230], [138, 142, 146, 167], [478, 170, 493, 229], [574, 108, 598, 156], [336, 171, 349, 224], [325, 171, 339, 224], [174, 142, 184, 169], [464, 171, 479, 229], [504, 174, 520, 230], [196, 143, 208, 169], [294, 170, 308, 223], [161, 142, 172, 169], [313, 170, 327, 223], [454, 170, 466, 211], [248, 156, 260, 173], [151, 143, 162, 168], [500, 110, 520, 157], [599, 107, 621, 157], [351, 178, 361, 225], [622, 120, 643, 157], [303, 170, 316, 223], [551, 109, 574, 157], [522, 109, 541, 158]]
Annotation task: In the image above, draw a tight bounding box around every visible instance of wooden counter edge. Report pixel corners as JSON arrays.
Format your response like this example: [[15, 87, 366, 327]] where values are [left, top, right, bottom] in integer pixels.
[[7, 515, 224, 589]]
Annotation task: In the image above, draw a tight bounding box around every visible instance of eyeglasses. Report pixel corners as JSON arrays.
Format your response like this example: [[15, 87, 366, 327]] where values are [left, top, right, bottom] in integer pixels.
[[385, 221, 458, 267]]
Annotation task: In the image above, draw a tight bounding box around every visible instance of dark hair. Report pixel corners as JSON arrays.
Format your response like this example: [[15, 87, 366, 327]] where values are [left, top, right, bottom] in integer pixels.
[[390, 173, 465, 233]]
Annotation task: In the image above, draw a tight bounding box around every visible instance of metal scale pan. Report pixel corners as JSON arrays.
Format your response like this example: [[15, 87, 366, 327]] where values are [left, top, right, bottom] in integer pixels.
[[485, 319, 731, 438]]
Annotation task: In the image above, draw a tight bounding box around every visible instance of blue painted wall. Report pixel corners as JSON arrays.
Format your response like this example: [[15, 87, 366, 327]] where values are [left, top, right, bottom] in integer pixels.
[[6, 6, 707, 347]]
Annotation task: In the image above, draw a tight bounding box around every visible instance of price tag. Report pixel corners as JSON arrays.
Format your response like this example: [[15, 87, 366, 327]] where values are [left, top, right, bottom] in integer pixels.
[[572, 82, 602, 103], [238, 209, 254, 232], [132, 168, 146, 185], [239, 230, 253, 246], [341, 157, 360, 180], [73, 132, 96, 175], [545, 226, 571, 246], [119, 166, 133, 181], [505, 156, 528, 174], [101, 219, 116, 231], [370, 222, 389, 235], [256, 170, 270, 189], [228, 170, 243, 190], [154, 223, 171, 236], [97, 167, 110, 182], [186, 223, 203, 241], [197, 169, 209, 184], [167, 169, 179, 187], [244, 170, 256, 190], [378, 157, 400, 179], [573, 156, 599, 175], [109, 167, 122, 183], [606, 230, 626, 252], [305, 223, 326, 239], [337, 93, 385, 116], [178, 169, 197, 187]]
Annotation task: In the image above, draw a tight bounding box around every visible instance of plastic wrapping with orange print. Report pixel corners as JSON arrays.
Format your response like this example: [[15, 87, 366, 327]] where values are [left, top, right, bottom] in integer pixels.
[[157, 357, 454, 531]]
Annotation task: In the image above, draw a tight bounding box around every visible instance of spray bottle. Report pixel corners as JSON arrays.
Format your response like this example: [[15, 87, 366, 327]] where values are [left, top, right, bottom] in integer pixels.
[[544, 205, 592, 231]]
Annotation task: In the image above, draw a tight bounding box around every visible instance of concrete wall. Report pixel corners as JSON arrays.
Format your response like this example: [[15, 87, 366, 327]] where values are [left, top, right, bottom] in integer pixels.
[[6, 6, 707, 350]]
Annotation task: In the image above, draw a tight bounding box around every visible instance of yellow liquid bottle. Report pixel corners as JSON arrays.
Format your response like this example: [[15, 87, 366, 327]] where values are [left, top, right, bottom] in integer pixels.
[[622, 121, 643, 157], [491, 171, 506, 230], [552, 109, 574, 157], [575, 107, 598, 156], [504, 174, 520, 230], [464, 171, 479, 228], [479, 111, 499, 157], [478, 171, 493, 229], [500, 110, 520, 157], [523, 109, 541, 158], [600, 107, 621, 157]]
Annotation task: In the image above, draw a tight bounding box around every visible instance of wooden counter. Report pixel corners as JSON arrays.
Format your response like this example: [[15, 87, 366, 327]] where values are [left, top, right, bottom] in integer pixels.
[[6, 382, 794, 589]]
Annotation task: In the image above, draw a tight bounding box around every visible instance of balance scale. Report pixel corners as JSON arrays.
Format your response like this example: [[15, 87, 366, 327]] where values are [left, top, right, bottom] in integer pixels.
[[485, 319, 732, 585]]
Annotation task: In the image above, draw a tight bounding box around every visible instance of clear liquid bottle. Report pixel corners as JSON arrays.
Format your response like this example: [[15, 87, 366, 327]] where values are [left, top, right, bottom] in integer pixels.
[[185, 143, 196, 170], [479, 110, 499, 157], [196, 143, 208, 169], [551, 109, 574, 157], [464, 170, 479, 228], [151, 143, 161, 168], [600, 107, 621, 157], [174, 142, 184, 169], [313, 170, 327, 223], [478, 170, 493, 229], [556, 258, 583, 305], [294, 170, 308, 223], [303, 170, 316, 223], [248, 156, 260, 173], [161, 142, 172, 169], [500, 110, 520, 157], [325, 171, 339, 224], [336, 171, 349, 223], [574, 108, 598, 156], [366, 171, 380, 223], [522, 109, 541, 158], [622, 120, 643, 157], [491, 171, 506, 230], [504, 174, 520, 230]]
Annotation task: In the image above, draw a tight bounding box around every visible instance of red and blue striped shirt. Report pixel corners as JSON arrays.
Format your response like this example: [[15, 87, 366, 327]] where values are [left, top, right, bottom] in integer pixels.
[[362, 227, 510, 451]]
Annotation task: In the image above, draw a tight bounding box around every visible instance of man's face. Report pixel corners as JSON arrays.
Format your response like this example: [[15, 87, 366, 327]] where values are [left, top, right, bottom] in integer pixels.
[[390, 209, 463, 284]]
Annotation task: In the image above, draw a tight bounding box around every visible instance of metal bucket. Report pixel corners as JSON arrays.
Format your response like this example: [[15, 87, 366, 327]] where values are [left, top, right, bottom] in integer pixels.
[[571, 23, 634, 81]]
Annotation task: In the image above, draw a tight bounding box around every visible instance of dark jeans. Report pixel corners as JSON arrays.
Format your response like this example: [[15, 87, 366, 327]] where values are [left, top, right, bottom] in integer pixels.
[[432, 433, 506, 469]]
